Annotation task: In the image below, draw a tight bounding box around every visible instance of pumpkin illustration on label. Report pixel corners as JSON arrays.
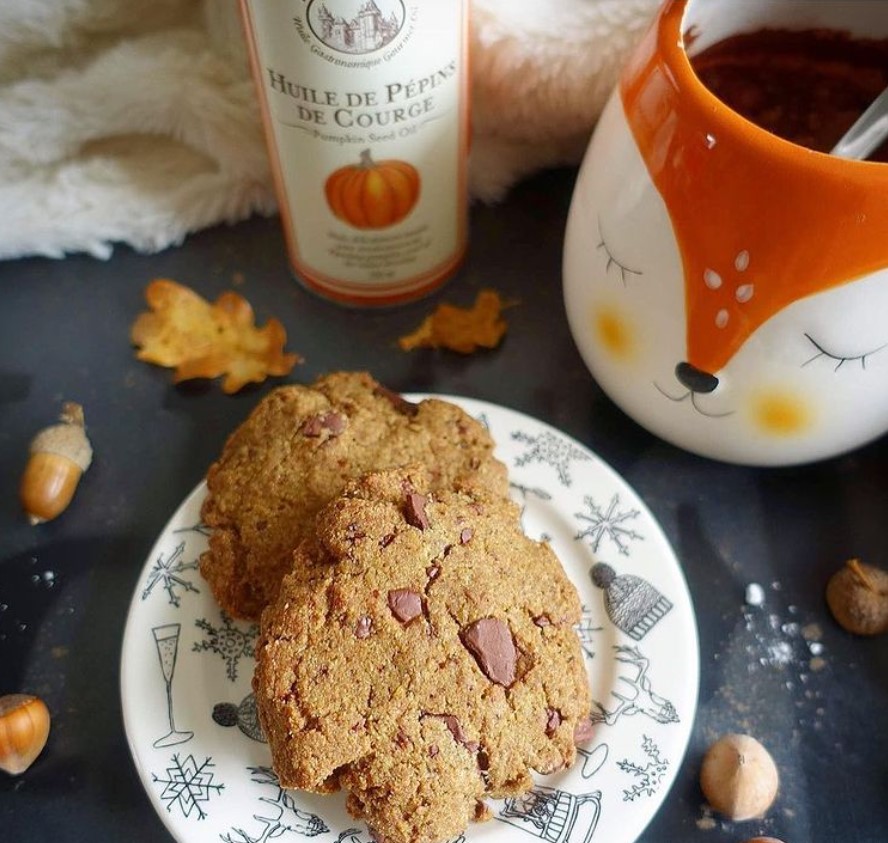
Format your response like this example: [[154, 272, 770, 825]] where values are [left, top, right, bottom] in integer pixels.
[[325, 150, 421, 229]]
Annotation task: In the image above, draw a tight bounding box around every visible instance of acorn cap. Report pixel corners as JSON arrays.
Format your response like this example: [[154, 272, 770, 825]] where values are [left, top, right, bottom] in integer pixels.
[[29, 403, 92, 472]]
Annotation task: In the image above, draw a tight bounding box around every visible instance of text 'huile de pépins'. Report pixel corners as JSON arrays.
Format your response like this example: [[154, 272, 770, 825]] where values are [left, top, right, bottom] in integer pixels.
[[265, 60, 456, 129]]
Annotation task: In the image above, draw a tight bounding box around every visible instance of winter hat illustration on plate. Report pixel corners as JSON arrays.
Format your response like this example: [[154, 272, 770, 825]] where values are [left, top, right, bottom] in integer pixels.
[[591, 562, 672, 641]]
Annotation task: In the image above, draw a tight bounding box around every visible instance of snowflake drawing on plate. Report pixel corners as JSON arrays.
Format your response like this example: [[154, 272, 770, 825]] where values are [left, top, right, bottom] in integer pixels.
[[141, 541, 200, 607], [221, 766, 328, 842], [152, 753, 224, 820], [511, 429, 591, 487], [618, 736, 668, 802], [193, 613, 258, 681], [574, 494, 643, 556]]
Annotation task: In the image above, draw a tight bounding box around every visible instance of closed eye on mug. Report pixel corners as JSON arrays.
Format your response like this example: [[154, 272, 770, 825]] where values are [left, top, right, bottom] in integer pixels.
[[597, 219, 642, 286], [802, 332, 888, 372]]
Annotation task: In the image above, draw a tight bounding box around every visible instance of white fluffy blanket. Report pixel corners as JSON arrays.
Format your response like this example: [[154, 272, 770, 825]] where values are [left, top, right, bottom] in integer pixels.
[[0, 0, 657, 260]]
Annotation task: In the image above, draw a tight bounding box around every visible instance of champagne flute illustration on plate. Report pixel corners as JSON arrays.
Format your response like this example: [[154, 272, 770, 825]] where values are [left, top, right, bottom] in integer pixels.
[[152, 623, 194, 748]]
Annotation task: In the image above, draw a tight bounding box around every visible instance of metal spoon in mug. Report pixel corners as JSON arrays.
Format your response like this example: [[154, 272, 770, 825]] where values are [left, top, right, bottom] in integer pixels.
[[830, 84, 888, 160]]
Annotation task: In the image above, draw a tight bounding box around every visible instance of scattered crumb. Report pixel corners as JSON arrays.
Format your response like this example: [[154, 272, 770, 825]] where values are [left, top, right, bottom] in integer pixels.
[[746, 582, 766, 607], [696, 807, 717, 830], [232, 271, 246, 286], [801, 623, 822, 642], [29, 571, 55, 589], [763, 640, 793, 666]]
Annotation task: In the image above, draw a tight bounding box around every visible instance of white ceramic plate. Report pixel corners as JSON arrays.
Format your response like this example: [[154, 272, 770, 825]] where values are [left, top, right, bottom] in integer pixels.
[[121, 396, 699, 843]]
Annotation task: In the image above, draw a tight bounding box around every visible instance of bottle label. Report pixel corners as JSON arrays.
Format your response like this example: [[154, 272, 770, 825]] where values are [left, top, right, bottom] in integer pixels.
[[241, 0, 468, 302]]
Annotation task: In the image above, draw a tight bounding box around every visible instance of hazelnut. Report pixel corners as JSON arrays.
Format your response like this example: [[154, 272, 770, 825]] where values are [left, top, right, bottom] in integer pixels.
[[700, 734, 778, 821], [826, 558, 888, 636]]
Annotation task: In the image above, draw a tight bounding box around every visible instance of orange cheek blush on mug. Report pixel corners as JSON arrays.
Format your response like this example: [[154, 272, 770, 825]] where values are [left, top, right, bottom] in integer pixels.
[[563, 0, 888, 466]]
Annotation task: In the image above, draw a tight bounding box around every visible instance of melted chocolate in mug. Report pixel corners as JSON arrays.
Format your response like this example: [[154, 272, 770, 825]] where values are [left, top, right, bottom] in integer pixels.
[[690, 28, 888, 162]]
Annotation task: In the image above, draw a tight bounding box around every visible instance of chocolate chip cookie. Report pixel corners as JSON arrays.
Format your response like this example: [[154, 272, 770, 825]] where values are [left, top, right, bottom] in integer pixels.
[[254, 467, 591, 843], [199, 372, 508, 620]]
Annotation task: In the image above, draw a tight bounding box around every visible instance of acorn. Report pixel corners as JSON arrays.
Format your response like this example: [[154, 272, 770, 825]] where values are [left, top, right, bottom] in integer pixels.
[[19, 402, 93, 525], [0, 694, 51, 775]]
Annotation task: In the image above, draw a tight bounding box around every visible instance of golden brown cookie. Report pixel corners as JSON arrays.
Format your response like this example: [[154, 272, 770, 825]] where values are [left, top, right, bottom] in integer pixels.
[[254, 467, 591, 843], [200, 372, 508, 620]]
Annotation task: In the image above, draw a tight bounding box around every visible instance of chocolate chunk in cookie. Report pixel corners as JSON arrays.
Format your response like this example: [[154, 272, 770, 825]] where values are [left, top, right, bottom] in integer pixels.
[[461, 618, 517, 687], [388, 589, 423, 623]]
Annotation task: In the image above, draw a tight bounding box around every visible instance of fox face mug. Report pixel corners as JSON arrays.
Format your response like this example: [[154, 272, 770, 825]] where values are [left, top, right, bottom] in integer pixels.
[[563, 0, 888, 466]]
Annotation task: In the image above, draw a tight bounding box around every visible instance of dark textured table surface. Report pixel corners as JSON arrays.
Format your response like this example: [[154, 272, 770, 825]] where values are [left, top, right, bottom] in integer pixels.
[[1, 167, 887, 842]]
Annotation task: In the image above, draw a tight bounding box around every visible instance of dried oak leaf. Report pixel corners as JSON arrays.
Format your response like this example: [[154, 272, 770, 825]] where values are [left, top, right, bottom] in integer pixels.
[[398, 289, 509, 354], [130, 278, 301, 394]]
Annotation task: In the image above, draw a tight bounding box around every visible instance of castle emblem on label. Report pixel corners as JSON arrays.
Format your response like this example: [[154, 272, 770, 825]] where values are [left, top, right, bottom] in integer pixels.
[[307, 0, 405, 55]]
